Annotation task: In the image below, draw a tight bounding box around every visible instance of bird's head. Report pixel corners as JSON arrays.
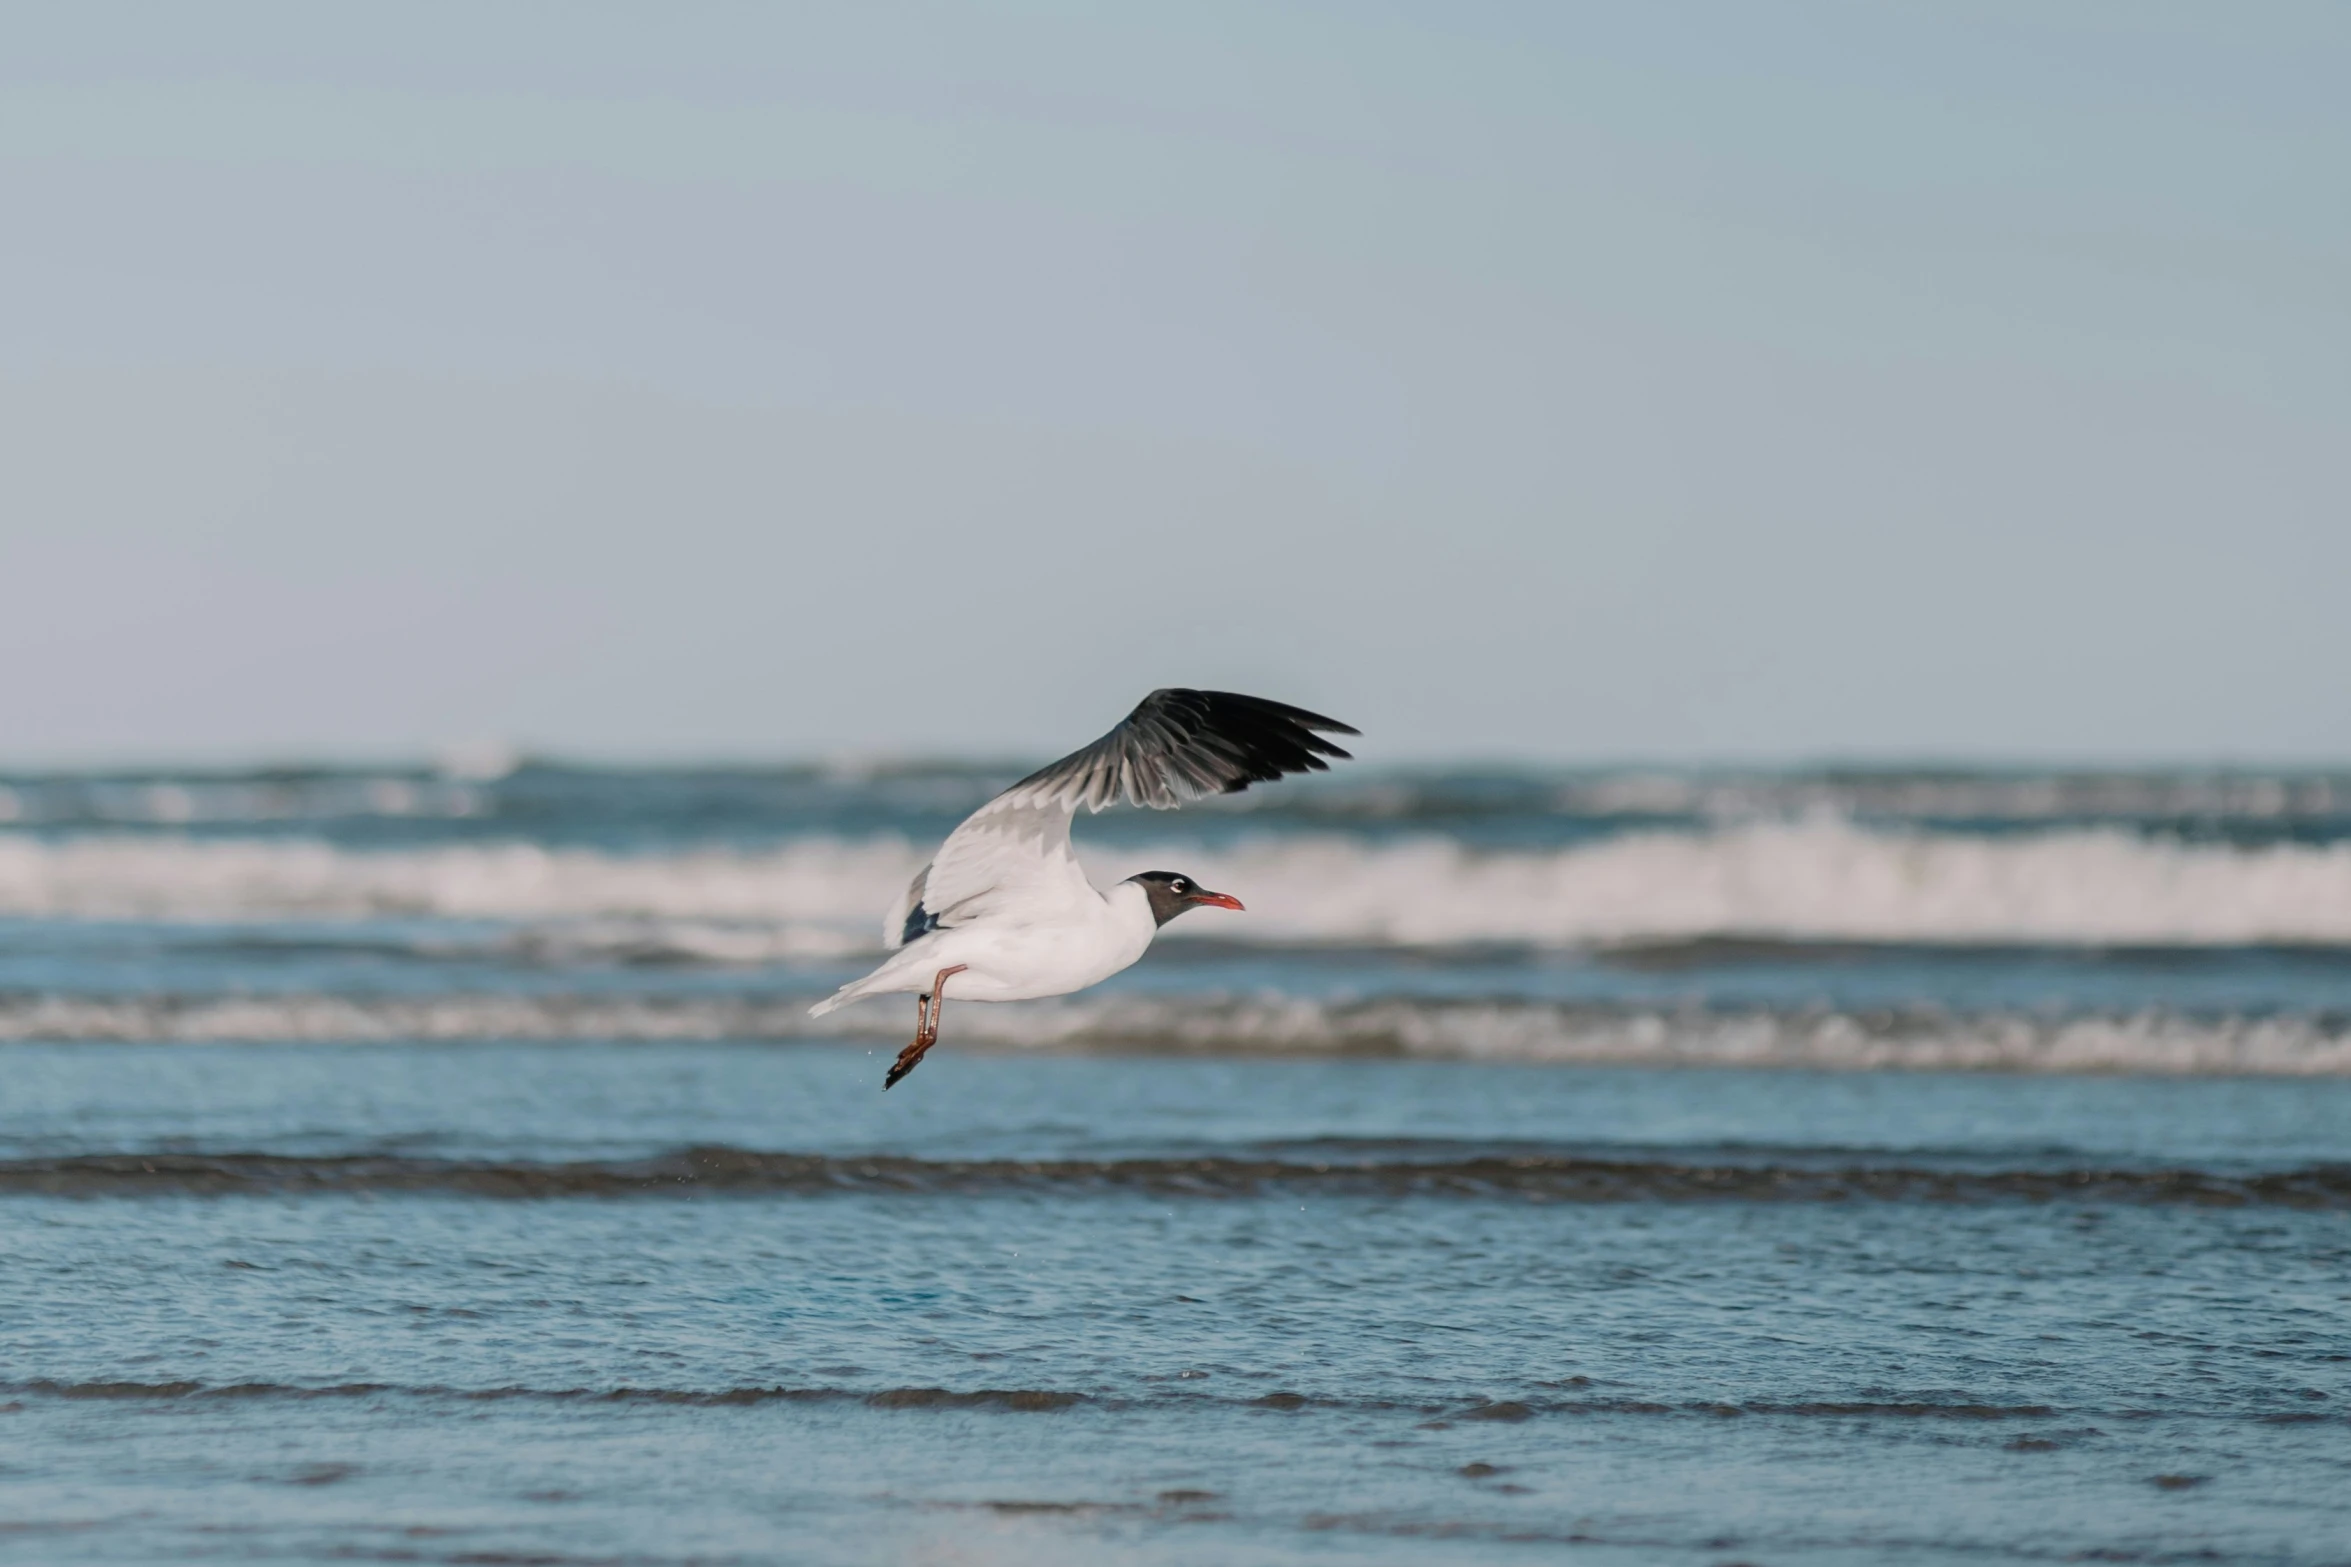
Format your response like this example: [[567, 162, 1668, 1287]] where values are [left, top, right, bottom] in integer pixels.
[[1125, 870, 1245, 927]]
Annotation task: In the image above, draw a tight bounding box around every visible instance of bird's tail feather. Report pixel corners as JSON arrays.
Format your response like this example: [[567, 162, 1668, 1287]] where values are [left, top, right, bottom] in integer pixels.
[[806, 966, 900, 1019], [808, 945, 937, 1019]]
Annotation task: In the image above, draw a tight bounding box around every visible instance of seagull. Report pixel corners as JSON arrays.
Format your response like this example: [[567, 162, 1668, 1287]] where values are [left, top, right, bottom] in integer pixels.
[[810, 688, 1358, 1087]]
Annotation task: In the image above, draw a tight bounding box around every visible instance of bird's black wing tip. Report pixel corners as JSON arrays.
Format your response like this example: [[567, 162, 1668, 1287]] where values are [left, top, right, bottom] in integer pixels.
[[1162, 688, 1360, 737]]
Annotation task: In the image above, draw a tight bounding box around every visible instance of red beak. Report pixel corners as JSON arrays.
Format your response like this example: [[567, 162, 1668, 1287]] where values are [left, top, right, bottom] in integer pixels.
[[1190, 891, 1246, 912]]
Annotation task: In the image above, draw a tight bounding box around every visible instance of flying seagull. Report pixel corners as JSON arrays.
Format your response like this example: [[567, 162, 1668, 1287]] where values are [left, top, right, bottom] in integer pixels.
[[810, 688, 1359, 1087]]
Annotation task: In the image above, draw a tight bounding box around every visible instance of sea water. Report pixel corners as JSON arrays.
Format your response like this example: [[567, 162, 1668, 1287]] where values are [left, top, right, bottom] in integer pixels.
[[0, 762, 2346, 1563]]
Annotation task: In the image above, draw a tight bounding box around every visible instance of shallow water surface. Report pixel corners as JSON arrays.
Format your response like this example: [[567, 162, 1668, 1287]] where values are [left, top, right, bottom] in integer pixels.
[[2, 1045, 2347, 1565]]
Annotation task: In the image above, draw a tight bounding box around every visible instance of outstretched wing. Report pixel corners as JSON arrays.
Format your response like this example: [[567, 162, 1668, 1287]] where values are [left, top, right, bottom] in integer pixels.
[[882, 689, 1358, 948]]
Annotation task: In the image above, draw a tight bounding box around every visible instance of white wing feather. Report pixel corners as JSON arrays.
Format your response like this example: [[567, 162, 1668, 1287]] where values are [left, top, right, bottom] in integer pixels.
[[884, 689, 1356, 947]]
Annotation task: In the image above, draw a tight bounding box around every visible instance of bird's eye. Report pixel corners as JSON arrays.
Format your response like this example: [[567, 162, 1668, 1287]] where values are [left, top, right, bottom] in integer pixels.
[[1171, 879, 1188, 892]]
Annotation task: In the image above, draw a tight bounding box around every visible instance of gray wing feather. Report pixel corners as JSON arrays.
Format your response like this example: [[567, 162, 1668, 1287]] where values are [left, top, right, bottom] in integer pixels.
[[1001, 688, 1358, 814], [883, 864, 931, 950], [899, 689, 1358, 941]]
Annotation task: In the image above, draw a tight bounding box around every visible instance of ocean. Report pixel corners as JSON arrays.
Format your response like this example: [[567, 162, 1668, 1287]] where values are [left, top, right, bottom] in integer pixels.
[[1, 760, 2346, 1564]]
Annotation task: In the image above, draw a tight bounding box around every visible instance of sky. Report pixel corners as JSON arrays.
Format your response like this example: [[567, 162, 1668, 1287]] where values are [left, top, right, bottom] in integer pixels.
[[3, 2, 2346, 765]]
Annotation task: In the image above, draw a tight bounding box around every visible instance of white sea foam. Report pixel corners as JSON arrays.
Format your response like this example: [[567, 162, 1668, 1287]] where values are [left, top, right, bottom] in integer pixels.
[[3, 821, 2351, 946], [0, 776, 487, 826], [1542, 772, 2348, 824], [2, 992, 2345, 1074], [1173, 822, 2351, 947], [0, 835, 918, 927]]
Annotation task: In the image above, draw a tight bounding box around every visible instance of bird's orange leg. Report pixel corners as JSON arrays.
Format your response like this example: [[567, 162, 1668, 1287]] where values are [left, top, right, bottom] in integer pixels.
[[885, 964, 967, 1089]]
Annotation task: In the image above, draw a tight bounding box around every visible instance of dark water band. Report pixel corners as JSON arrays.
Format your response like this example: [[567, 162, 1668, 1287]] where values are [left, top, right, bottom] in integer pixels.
[[4, 1379, 2339, 1428], [3, 1147, 2346, 1205]]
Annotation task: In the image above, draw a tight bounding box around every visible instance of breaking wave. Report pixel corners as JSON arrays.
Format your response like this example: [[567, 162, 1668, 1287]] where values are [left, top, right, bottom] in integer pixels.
[[0, 833, 914, 926], [4, 763, 2345, 832], [5, 819, 2351, 946], [5, 991, 2349, 1073]]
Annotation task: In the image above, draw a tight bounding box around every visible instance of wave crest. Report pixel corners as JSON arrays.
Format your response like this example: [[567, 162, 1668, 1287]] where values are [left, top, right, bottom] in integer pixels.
[[4, 992, 2348, 1073], [4, 820, 2351, 946]]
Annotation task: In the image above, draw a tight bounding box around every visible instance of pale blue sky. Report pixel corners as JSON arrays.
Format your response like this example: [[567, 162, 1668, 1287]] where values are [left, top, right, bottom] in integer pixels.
[[4, 2, 2345, 763]]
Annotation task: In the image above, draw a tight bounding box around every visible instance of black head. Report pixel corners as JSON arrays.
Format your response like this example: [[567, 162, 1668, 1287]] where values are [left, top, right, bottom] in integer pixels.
[[1124, 870, 1246, 927]]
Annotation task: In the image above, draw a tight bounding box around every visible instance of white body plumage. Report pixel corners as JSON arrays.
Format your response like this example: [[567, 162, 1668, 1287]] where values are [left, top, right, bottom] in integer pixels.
[[809, 878, 1158, 1011]]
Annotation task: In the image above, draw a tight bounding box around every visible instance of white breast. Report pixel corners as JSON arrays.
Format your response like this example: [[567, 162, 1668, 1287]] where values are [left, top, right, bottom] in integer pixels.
[[919, 879, 1161, 1002]]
